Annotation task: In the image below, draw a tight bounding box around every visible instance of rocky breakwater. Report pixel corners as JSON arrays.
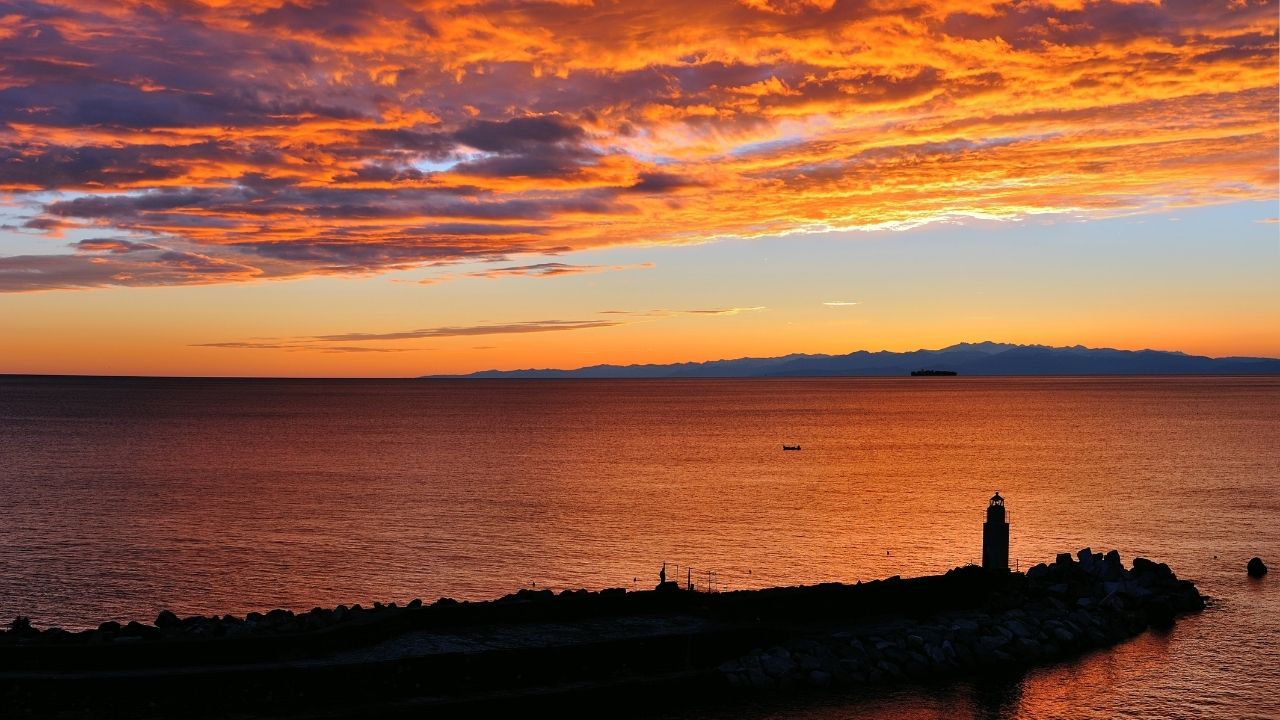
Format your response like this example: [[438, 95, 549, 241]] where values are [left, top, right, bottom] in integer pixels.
[[0, 552, 1204, 718], [717, 549, 1204, 691], [0, 589, 629, 671], [4, 598, 432, 645]]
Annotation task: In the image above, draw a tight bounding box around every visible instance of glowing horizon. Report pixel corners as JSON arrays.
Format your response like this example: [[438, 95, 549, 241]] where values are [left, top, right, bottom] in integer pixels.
[[0, 0, 1277, 375]]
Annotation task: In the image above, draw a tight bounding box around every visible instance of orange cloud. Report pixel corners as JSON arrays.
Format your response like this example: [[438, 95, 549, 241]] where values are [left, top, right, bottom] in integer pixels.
[[0, 0, 1274, 291]]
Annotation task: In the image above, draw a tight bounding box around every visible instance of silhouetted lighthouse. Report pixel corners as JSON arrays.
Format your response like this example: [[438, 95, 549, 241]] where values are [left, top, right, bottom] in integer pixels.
[[982, 492, 1009, 571]]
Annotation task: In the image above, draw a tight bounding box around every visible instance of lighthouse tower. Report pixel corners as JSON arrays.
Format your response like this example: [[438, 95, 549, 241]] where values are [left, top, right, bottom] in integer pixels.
[[982, 492, 1010, 571]]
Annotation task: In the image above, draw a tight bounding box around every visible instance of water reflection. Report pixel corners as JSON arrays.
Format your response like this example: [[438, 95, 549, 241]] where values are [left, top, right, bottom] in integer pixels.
[[970, 675, 1023, 720], [0, 376, 1276, 719]]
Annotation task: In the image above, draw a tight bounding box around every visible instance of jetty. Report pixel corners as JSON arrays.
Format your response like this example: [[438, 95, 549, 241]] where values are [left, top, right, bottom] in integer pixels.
[[0, 549, 1204, 718]]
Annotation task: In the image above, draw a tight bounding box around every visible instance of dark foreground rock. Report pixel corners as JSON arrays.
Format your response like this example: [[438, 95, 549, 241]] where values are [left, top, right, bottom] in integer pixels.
[[1248, 557, 1267, 578], [717, 548, 1203, 690], [0, 550, 1203, 719]]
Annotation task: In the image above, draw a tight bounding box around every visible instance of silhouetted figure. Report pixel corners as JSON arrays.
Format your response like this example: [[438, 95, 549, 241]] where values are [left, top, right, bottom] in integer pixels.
[[659, 563, 667, 584], [1248, 557, 1267, 578], [982, 492, 1010, 571]]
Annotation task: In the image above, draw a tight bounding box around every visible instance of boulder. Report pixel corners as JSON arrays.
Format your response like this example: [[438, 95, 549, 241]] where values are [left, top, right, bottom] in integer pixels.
[[1131, 557, 1158, 574], [1145, 598, 1175, 629], [807, 670, 833, 687], [10, 616, 35, 637], [925, 644, 947, 665], [1003, 619, 1034, 640], [155, 610, 180, 629], [1077, 547, 1094, 566], [798, 652, 825, 671], [746, 667, 771, 688], [761, 651, 796, 678], [1132, 558, 1175, 586], [124, 621, 158, 638], [1247, 557, 1267, 578], [1051, 626, 1076, 644], [978, 634, 1009, 653], [1102, 550, 1125, 580], [876, 660, 904, 678]]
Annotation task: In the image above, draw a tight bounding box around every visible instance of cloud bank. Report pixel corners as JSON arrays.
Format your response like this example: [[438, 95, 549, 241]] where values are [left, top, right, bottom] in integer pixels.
[[0, 0, 1275, 291]]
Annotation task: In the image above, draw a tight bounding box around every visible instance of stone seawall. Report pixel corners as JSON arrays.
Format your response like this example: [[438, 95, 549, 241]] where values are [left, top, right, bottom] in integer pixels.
[[0, 550, 1204, 719], [717, 549, 1204, 691]]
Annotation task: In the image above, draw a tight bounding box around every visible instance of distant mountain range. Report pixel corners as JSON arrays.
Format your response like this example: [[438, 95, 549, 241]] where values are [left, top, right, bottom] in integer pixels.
[[427, 342, 1280, 378]]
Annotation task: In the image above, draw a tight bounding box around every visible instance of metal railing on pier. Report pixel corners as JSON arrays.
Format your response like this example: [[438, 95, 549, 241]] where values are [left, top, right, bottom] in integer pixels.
[[659, 562, 764, 593]]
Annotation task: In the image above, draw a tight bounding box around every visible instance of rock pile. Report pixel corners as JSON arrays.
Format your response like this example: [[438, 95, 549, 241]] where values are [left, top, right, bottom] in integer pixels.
[[0, 585, 639, 647], [1247, 557, 1267, 578], [0, 598, 435, 645], [717, 549, 1204, 691]]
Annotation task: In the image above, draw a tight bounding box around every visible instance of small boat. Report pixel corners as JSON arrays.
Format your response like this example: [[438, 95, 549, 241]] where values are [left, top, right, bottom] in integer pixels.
[[782, 444, 801, 451], [910, 369, 957, 376]]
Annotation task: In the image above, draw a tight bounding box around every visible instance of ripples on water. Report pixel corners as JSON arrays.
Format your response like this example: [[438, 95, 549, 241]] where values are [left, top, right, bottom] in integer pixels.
[[1, 376, 1276, 718]]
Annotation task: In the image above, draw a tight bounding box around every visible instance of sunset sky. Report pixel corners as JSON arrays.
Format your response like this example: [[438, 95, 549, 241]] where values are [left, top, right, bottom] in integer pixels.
[[0, 0, 1276, 376]]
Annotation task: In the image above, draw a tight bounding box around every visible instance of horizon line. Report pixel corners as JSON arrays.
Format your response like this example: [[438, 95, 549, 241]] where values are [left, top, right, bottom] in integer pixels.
[[5, 373, 1279, 382], [5, 341, 1279, 380]]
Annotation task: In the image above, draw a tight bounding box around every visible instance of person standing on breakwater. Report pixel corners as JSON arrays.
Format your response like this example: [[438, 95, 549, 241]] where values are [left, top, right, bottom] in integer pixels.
[[660, 563, 667, 584]]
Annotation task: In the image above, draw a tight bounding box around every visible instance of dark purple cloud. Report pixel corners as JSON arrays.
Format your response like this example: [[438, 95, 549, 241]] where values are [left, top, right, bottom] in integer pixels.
[[312, 319, 624, 342], [0, 248, 260, 292], [0, 0, 1273, 292]]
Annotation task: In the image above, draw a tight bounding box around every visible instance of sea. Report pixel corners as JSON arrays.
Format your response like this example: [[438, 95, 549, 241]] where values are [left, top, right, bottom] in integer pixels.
[[1, 375, 1276, 719]]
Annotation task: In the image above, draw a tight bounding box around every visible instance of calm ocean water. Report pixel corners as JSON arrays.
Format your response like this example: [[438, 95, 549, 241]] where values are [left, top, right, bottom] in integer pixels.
[[1, 376, 1277, 718]]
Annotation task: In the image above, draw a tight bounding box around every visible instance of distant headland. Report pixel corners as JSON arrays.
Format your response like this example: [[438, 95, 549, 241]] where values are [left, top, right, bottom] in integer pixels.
[[427, 341, 1280, 378]]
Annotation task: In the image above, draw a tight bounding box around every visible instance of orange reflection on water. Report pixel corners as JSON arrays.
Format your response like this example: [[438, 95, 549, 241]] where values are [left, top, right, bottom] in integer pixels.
[[0, 376, 1276, 719]]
